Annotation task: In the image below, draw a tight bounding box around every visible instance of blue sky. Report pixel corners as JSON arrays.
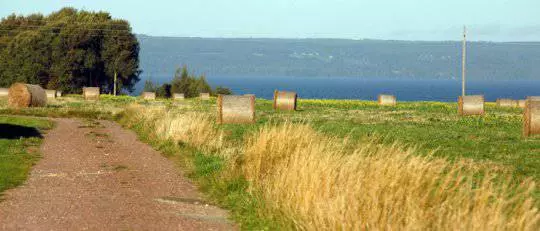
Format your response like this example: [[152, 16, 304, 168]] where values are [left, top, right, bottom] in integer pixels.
[[1, 0, 539, 41]]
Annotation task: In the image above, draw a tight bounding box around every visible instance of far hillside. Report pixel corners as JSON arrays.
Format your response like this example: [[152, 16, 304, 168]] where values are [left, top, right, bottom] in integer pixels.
[[137, 35, 540, 83]]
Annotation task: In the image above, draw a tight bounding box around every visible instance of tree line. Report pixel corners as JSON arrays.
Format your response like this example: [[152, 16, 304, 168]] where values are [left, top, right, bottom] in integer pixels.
[[143, 66, 232, 98], [0, 8, 140, 94]]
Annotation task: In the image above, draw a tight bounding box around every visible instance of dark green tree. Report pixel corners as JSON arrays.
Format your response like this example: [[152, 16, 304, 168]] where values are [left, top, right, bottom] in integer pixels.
[[143, 80, 156, 92], [170, 66, 213, 98], [0, 8, 140, 93], [156, 83, 172, 98], [215, 86, 233, 95]]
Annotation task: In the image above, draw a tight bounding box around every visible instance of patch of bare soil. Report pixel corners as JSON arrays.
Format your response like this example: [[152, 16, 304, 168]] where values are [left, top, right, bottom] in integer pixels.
[[0, 118, 235, 230]]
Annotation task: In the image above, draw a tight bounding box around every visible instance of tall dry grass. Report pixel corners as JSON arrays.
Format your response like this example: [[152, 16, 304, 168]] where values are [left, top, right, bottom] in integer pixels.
[[122, 104, 233, 157], [243, 123, 539, 230], [123, 103, 539, 230]]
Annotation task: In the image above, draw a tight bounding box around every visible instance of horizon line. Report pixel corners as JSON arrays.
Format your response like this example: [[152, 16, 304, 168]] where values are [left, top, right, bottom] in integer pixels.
[[135, 34, 540, 44]]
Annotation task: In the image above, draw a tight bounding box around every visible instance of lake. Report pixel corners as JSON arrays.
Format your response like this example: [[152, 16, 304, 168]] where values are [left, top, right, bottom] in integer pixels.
[[204, 76, 540, 102]]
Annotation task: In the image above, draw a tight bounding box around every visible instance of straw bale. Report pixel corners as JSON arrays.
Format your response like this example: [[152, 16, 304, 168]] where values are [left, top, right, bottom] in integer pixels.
[[378, 94, 397, 106], [0, 88, 8, 97], [173, 93, 184, 100], [523, 97, 540, 137], [273, 90, 297, 111], [217, 94, 256, 124], [458, 95, 484, 116], [45, 90, 56, 99], [496, 98, 518, 107], [141, 92, 156, 100], [200, 93, 210, 100], [8, 83, 47, 108], [83, 87, 100, 101]]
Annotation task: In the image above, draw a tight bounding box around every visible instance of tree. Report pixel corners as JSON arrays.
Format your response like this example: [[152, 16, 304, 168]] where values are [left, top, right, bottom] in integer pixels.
[[143, 80, 156, 92], [170, 66, 213, 98], [0, 8, 140, 93], [215, 86, 233, 95], [156, 83, 171, 98]]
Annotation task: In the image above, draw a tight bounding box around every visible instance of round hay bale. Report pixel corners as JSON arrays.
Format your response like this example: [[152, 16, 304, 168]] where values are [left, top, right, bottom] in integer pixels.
[[496, 98, 518, 108], [273, 90, 297, 111], [0, 88, 8, 97], [141, 92, 156, 100], [378, 94, 396, 106], [523, 97, 540, 137], [458, 95, 484, 116], [200, 93, 210, 100], [83, 87, 100, 101], [56, 91, 62, 98], [45, 90, 56, 99], [217, 94, 256, 124], [8, 83, 47, 108], [527, 96, 540, 101], [244, 94, 255, 97], [173, 93, 185, 100], [518, 99, 527, 109]]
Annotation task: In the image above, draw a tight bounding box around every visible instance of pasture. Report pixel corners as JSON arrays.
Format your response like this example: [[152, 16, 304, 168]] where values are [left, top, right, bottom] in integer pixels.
[[0, 95, 538, 230]]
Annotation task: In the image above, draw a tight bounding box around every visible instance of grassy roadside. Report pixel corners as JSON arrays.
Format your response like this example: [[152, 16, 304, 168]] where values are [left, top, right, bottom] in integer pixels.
[[118, 102, 539, 230], [0, 116, 52, 195], [116, 111, 289, 230]]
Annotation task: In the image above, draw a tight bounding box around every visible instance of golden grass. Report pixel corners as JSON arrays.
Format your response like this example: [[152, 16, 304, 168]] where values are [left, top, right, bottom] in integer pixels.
[[123, 103, 539, 230], [123, 104, 233, 157], [243, 123, 539, 230]]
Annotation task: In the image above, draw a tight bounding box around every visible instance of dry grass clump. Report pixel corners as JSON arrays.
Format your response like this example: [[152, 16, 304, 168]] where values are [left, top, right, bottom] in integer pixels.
[[243, 123, 539, 230], [123, 104, 228, 155]]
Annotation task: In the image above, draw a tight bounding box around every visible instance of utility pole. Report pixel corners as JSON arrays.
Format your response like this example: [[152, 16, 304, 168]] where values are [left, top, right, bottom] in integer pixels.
[[462, 26, 467, 96], [113, 71, 117, 96]]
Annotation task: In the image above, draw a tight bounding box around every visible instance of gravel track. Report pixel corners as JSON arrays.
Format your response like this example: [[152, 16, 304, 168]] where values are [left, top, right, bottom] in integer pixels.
[[0, 118, 235, 230]]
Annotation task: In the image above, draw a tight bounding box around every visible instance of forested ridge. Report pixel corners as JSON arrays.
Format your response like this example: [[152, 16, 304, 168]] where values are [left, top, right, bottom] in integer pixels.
[[138, 36, 540, 81], [0, 8, 140, 94]]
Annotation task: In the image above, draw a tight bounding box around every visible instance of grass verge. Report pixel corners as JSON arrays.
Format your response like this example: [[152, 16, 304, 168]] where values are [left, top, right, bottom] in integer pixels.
[[118, 104, 539, 230], [0, 116, 52, 195], [117, 111, 287, 230]]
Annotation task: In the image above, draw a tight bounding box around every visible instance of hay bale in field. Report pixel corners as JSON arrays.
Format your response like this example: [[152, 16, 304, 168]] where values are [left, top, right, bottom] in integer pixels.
[[378, 94, 396, 106], [45, 90, 56, 99], [518, 100, 527, 109], [8, 83, 47, 108], [273, 90, 297, 111], [217, 94, 256, 124], [173, 93, 184, 100], [56, 90, 62, 98], [458, 95, 484, 116], [523, 97, 540, 137], [200, 93, 210, 100], [0, 88, 8, 97], [83, 87, 100, 100], [496, 98, 518, 108], [141, 92, 156, 100], [244, 94, 255, 97]]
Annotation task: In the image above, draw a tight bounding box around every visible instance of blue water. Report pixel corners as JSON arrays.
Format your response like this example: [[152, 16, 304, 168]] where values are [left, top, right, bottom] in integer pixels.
[[205, 76, 540, 102]]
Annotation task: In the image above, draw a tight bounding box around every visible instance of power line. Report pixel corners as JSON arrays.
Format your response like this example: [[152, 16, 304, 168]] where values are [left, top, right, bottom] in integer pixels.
[[1, 18, 131, 26], [0, 24, 132, 32], [0, 32, 136, 45], [0, 29, 136, 38]]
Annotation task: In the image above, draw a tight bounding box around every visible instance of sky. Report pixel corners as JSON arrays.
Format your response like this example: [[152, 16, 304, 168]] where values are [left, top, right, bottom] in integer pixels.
[[0, 0, 539, 41]]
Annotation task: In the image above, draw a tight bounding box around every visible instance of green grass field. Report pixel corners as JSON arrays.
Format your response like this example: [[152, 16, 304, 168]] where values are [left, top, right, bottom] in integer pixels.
[[1, 96, 537, 189], [181, 98, 539, 181], [0, 95, 538, 229], [0, 116, 52, 194]]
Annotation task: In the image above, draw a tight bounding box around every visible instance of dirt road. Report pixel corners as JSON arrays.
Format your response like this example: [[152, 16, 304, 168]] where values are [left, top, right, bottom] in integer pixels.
[[0, 118, 235, 230]]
